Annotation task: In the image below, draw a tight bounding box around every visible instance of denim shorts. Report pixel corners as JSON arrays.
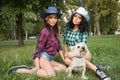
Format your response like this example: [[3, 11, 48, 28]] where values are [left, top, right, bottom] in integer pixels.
[[40, 52, 54, 61]]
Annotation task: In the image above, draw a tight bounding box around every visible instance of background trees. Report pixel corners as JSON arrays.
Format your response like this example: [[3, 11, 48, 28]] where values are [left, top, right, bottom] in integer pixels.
[[84, 0, 119, 35], [0, 0, 120, 46], [0, 0, 65, 46]]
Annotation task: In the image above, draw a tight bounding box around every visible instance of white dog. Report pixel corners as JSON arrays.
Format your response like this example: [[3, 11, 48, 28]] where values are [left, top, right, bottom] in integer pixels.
[[66, 42, 91, 80]]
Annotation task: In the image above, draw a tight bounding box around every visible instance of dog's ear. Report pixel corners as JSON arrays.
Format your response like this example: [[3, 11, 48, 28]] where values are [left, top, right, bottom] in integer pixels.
[[82, 42, 88, 49], [69, 46, 75, 52]]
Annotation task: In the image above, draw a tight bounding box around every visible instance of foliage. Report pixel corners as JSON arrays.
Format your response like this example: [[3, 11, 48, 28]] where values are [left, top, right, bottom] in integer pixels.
[[83, 0, 119, 35], [0, 0, 120, 41], [0, 0, 65, 45], [100, 13, 118, 34], [0, 5, 17, 40]]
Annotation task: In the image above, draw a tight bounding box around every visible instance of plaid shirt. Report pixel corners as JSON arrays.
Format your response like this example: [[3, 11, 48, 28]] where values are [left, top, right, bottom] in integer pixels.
[[33, 28, 62, 59], [63, 27, 88, 46]]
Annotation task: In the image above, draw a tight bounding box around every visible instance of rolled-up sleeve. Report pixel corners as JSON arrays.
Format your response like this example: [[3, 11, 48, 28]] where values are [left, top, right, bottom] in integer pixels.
[[33, 28, 49, 59]]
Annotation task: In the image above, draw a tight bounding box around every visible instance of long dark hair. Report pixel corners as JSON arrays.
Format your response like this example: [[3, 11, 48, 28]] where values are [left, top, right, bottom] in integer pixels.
[[66, 13, 89, 33], [43, 14, 59, 37]]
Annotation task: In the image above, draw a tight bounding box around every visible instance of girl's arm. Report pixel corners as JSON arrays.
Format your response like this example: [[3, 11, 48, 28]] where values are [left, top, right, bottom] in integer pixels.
[[64, 44, 68, 53], [59, 50, 65, 61]]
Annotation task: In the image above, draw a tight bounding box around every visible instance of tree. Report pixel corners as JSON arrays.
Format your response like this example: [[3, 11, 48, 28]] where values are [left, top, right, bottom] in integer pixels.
[[84, 0, 119, 35], [0, 0, 65, 46], [100, 13, 118, 34], [0, 0, 35, 46], [0, 5, 17, 40], [23, 12, 37, 40]]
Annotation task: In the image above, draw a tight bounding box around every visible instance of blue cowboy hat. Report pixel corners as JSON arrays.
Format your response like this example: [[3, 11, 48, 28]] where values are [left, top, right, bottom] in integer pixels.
[[40, 6, 62, 19]]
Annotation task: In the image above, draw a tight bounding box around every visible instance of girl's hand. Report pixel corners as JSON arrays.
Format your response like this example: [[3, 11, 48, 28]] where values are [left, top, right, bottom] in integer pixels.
[[34, 57, 40, 69], [64, 52, 68, 58], [65, 52, 74, 59]]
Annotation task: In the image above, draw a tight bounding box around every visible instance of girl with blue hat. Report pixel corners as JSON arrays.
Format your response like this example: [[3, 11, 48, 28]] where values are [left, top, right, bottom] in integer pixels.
[[8, 6, 66, 78], [63, 7, 110, 80]]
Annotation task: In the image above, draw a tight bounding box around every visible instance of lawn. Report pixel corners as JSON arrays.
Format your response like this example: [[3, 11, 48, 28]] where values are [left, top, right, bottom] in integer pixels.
[[0, 35, 120, 80]]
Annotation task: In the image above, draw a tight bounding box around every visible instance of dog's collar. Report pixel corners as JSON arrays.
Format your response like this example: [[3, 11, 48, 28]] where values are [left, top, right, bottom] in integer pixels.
[[74, 56, 82, 58]]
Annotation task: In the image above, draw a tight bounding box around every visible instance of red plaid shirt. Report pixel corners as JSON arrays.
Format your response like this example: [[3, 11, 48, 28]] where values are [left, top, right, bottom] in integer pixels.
[[33, 28, 62, 59]]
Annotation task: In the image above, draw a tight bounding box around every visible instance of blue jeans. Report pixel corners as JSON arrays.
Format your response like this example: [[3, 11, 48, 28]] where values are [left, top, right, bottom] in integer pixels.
[[40, 52, 54, 61]]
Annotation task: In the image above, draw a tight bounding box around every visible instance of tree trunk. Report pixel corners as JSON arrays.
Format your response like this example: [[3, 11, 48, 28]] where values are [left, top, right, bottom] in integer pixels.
[[94, 6, 101, 35], [13, 29, 16, 40], [25, 29, 28, 40], [94, 18, 101, 35], [16, 13, 24, 47]]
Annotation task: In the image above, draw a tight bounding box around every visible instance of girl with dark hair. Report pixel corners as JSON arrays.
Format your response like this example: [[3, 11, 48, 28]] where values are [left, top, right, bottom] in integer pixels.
[[63, 7, 110, 80]]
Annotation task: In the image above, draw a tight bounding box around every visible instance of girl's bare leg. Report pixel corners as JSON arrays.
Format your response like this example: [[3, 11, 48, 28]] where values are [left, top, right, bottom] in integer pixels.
[[84, 52, 97, 72], [36, 57, 56, 78], [86, 60, 97, 72], [50, 60, 66, 72], [16, 67, 38, 74], [16, 57, 41, 74]]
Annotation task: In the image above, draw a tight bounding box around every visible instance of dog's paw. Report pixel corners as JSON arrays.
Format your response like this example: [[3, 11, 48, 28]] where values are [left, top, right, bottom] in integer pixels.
[[67, 73, 73, 77], [66, 68, 69, 73], [81, 75, 88, 80]]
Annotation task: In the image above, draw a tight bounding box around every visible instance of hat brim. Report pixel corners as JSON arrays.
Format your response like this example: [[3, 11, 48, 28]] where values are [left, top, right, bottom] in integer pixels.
[[40, 13, 62, 19]]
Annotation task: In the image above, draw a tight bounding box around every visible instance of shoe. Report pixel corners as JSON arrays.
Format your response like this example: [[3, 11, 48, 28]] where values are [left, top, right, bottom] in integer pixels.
[[8, 65, 28, 74], [96, 69, 111, 80], [96, 64, 105, 69], [96, 64, 111, 70]]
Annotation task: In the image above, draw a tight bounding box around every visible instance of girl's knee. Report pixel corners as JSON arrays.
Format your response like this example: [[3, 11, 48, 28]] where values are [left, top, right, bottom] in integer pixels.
[[36, 69, 56, 78], [62, 65, 66, 72], [47, 71, 56, 77], [85, 53, 91, 61], [59, 64, 66, 72]]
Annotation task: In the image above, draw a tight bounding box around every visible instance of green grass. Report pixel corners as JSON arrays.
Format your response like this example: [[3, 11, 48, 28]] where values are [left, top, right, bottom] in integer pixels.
[[0, 35, 120, 80]]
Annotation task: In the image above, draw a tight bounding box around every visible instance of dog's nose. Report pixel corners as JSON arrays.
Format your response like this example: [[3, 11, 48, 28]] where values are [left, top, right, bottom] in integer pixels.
[[82, 47, 85, 50]]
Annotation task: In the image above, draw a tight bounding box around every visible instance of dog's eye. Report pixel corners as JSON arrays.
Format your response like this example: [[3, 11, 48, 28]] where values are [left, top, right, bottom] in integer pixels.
[[77, 46, 80, 48]]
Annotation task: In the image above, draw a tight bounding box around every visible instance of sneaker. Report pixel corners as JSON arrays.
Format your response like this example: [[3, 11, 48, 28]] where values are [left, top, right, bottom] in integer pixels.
[[96, 64, 111, 70], [96, 69, 111, 80], [8, 65, 28, 74]]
